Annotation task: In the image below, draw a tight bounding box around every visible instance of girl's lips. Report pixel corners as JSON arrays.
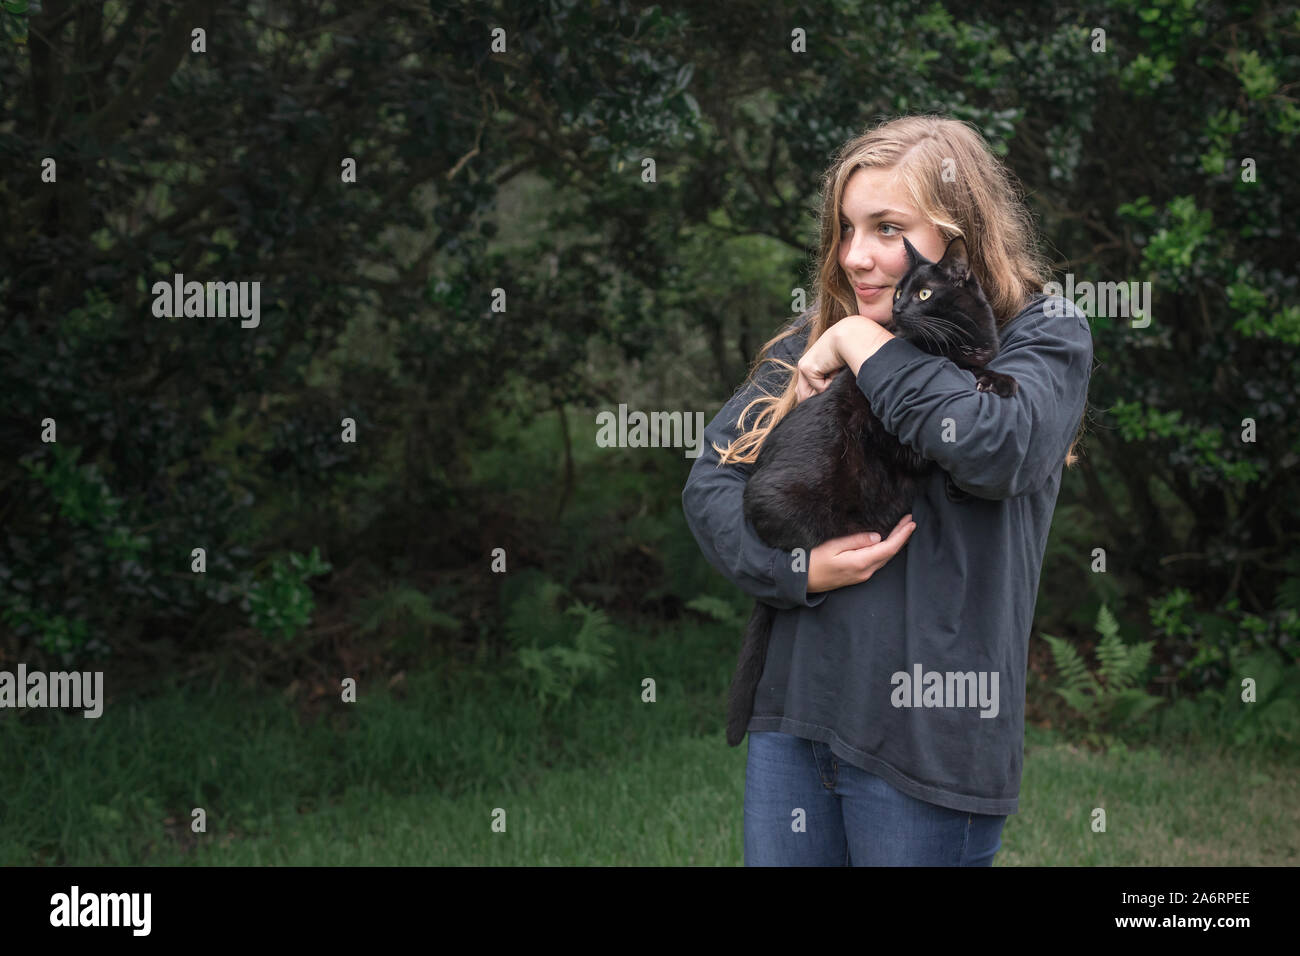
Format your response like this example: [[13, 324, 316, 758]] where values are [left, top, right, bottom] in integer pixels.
[[855, 284, 887, 298]]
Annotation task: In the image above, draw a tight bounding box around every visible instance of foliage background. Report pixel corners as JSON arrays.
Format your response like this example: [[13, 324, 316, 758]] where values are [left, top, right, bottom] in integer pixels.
[[0, 0, 1297, 862]]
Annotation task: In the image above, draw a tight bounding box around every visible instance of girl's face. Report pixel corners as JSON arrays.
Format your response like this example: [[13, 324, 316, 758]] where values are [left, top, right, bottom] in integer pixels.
[[836, 166, 949, 325]]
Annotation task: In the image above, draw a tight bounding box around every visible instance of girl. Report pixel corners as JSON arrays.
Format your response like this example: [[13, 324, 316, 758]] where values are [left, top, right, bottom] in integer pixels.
[[681, 114, 1093, 865]]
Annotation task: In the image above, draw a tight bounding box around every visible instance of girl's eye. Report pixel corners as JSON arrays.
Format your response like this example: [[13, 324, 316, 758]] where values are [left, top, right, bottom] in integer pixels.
[[918, 289, 932, 301], [839, 221, 851, 234], [880, 223, 901, 236]]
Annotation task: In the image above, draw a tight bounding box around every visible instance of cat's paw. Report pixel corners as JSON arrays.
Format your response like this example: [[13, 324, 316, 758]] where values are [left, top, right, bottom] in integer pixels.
[[898, 444, 930, 473], [975, 371, 1018, 397]]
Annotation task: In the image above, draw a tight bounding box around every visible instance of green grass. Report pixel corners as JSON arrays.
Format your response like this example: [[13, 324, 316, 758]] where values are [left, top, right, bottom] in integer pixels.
[[2, 617, 1296, 865]]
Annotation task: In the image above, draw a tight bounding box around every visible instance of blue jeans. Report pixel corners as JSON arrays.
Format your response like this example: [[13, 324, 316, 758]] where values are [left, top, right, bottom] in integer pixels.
[[744, 731, 1007, 866]]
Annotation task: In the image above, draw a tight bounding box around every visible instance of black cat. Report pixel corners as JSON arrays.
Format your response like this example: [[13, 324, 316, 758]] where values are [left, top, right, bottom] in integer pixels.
[[725, 236, 1018, 747]]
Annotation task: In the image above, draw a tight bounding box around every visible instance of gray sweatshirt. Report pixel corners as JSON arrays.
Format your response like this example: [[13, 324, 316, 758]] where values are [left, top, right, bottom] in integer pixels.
[[681, 293, 1093, 815]]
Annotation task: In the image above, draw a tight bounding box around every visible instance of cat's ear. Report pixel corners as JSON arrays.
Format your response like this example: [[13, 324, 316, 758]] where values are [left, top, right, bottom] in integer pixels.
[[901, 236, 923, 270], [938, 236, 972, 283]]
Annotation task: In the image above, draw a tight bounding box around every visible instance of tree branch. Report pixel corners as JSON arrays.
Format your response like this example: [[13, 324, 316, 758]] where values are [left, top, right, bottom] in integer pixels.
[[87, 0, 214, 142]]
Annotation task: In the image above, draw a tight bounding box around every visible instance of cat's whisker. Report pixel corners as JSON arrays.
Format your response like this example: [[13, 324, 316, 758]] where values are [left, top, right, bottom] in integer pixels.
[[919, 313, 964, 341]]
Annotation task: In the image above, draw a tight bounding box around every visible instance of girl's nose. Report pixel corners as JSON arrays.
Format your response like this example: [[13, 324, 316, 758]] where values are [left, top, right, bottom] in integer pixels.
[[844, 237, 874, 271]]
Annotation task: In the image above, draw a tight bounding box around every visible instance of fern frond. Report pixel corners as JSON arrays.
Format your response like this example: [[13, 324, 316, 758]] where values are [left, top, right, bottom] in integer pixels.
[[1095, 603, 1120, 641], [1119, 640, 1155, 686], [1095, 628, 1129, 689], [567, 601, 616, 679], [1104, 688, 1165, 726], [1042, 633, 1099, 696], [1058, 687, 1099, 723], [685, 595, 745, 629]]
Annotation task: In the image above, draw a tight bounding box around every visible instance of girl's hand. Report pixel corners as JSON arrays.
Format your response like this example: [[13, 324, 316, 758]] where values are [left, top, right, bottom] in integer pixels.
[[806, 515, 916, 593], [794, 323, 848, 403], [794, 316, 894, 403]]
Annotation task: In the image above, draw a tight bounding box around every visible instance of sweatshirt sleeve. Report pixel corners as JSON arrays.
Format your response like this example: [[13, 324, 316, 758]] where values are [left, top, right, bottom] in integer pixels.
[[854, 295, 1093, 500], [681, 320, 831, 610]]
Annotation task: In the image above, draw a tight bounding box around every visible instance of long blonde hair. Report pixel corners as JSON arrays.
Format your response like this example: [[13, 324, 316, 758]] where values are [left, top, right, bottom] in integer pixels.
[[717, 114, 1084, 468]]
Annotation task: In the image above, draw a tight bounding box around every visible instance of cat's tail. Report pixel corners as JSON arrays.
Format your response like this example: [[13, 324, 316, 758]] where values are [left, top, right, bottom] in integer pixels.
[[726, 602, 777, 747]]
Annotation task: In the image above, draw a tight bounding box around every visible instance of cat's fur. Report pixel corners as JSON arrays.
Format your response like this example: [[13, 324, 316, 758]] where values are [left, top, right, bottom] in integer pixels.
[[725, 236, 1018, 747]]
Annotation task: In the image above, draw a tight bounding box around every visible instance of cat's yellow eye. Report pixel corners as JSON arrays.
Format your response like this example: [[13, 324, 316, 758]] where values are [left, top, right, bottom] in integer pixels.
[[918, 289, 932, 300], [894, 288, 901, 300]]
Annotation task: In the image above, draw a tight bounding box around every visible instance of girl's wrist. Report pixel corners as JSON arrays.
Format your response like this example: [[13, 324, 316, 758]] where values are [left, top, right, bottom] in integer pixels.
[[837, 315, 895, 376]]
